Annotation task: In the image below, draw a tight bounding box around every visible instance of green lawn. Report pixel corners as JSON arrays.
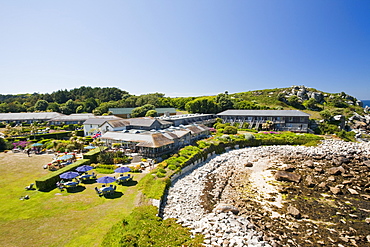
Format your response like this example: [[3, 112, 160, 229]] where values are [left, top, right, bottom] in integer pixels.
[[0, 152, 147, 247]]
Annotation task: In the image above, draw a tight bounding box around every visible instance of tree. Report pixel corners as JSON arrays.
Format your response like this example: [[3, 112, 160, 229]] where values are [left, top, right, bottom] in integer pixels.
[[145, 110, 158, 117], [287, 95, 303, 109], [223, 126, 238, 134], [34, 100, 49, 111], [131, 104, 155, 118], [185, 98, 219, 114], [60, 99, 76, 114], [47, 102, 60, 112], [320, 109, 332, 121], [303, 98, 318, 110], [215, 91, 234, 111]]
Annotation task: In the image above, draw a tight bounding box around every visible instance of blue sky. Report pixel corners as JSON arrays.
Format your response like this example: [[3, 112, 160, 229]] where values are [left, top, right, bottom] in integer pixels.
[[1, 1, 369, 99]]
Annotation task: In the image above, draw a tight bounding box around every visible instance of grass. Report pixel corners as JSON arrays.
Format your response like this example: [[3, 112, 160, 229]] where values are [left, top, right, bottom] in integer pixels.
[[0, 152, 147, 247]]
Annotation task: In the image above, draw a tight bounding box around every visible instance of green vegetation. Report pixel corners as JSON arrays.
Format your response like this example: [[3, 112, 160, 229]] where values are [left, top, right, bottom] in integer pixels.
[[101, 205, 203, 246], [0, 152, 146, 247]]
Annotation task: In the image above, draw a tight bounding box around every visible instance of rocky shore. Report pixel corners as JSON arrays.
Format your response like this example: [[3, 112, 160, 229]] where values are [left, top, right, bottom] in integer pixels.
[[162, 140, 370, 246]]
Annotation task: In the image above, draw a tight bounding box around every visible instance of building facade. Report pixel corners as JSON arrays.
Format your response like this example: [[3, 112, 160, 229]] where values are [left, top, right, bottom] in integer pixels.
[[217, 110, 310, 132]]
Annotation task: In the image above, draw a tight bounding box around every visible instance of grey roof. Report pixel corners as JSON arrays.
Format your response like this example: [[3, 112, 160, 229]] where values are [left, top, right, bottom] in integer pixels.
[[217, 110, 310, 117], [83, 116, 122, 125], [0, 112, 63, 121], [106, 119, 130, 128], [127, 118, 172, 127], [49, 113, 95, 121], [101, 131, 174, 148]]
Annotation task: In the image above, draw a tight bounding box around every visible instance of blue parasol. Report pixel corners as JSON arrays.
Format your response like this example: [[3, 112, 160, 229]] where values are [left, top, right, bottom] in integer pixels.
[[58, 154, 74, 161], [59, 171, 79, 179], [84, 145, 96, 150], [114, 166, 131, 173], [96, 176, 116, 184], [32, 143, 43, 147], [76, 165, 93, 172]]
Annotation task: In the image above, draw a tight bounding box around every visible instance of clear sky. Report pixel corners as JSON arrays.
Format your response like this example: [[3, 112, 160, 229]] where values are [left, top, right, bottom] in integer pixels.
[[1, 0, 369, 99]]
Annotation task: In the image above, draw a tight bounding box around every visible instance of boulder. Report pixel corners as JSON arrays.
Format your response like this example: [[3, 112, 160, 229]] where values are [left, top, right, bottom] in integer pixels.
[[347, 188, 359, 195], [213, 203, 240, 215], [275, 171, 301, 183], [330, 186, 342, 195], [304, 175, 316, 188], [304, 160, 315, 169], [327, 166, 345, 175], [283, 164, 296, 172], [287, 205, 301, 219], [244, 162, 253, 167]]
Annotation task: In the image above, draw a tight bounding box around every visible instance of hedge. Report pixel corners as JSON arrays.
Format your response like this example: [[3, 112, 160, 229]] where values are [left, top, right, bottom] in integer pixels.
[[6, 130, 83, 142], [35, 159, 90, 191], [82, 147, 107, 163]]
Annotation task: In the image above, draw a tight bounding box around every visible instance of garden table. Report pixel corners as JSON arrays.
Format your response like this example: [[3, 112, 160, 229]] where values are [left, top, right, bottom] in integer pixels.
[[63, 181, 78, 188]]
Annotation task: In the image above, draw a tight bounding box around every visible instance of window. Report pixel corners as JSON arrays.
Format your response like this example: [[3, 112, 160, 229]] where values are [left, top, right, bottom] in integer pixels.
[[289, 117, 294, 121], [300, 117, 305, 122]]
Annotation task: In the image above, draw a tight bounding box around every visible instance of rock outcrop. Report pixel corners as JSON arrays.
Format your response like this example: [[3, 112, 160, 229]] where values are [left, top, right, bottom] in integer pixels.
[[162, 140, 370, 246]]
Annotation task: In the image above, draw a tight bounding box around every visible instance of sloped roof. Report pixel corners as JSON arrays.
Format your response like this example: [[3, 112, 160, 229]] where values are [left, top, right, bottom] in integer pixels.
[[49, 113, 95, 121], [0, 112, 63, 121], [106, 119, 130, 128], [101, 131, 173, 148], [217, 110, 310, 117], [83, 116, 122, 125], [127, 117, 172, 127], [186, 124, 210, 134], [138, 133, 173, 148]]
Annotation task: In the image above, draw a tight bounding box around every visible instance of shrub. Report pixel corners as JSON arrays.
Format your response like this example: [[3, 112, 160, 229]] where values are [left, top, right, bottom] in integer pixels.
[[101, 205, 203, 246], [156, 172, 166, 178], [244, 133, 255, 140], [168, 164, 177, 170], [157, 168, 166, 174], [224, 126, 238, 134], [138, 175, 170, 199]]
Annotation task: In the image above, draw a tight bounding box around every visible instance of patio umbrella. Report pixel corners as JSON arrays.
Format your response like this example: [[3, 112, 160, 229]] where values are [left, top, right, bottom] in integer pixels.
[[32, 143, 43, 147], [97, 176, 116, 184], [114, 166, 131, 173], [59, 171, 79, 179], [58, 154, 74, 161], [84, 145, 96, 150], [76, 165, 93, 172]]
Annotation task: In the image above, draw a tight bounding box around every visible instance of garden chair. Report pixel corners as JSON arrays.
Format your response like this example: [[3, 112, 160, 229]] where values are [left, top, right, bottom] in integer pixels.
[[94, 187, 102, 196], [25, 183, 34, 190]]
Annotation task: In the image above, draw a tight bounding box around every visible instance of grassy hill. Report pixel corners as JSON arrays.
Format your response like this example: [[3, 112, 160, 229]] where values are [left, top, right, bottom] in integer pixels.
[[229, 86, 365, 120]]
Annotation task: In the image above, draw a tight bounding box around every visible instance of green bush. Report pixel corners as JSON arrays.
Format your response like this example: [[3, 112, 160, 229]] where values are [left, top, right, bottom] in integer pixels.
[[101, 205, 203, 246], [157, 168, 166, 174], [244, 133, 255, 140], [223, 126, 238, 134], [138, 175, 170, 200], [156, 172, 166, 178], [83, 147, 107, 163], [168, 164, 177, 170]]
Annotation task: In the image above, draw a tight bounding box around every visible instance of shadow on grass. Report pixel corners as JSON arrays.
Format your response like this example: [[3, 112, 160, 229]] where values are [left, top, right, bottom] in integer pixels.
[[81, 179, 97, 185], [66, 186, 86, 193], [103, 191, 123, 199], [118, 180, 138, 187]]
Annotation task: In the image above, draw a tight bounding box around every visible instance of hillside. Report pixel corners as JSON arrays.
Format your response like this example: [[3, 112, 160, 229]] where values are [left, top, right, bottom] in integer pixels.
[[230, 85, 365, 119]]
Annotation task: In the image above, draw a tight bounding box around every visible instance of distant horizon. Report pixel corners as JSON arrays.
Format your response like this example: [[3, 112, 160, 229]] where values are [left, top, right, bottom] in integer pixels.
[[0, 85, 369, 100], [1, 1, 369, 99]]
